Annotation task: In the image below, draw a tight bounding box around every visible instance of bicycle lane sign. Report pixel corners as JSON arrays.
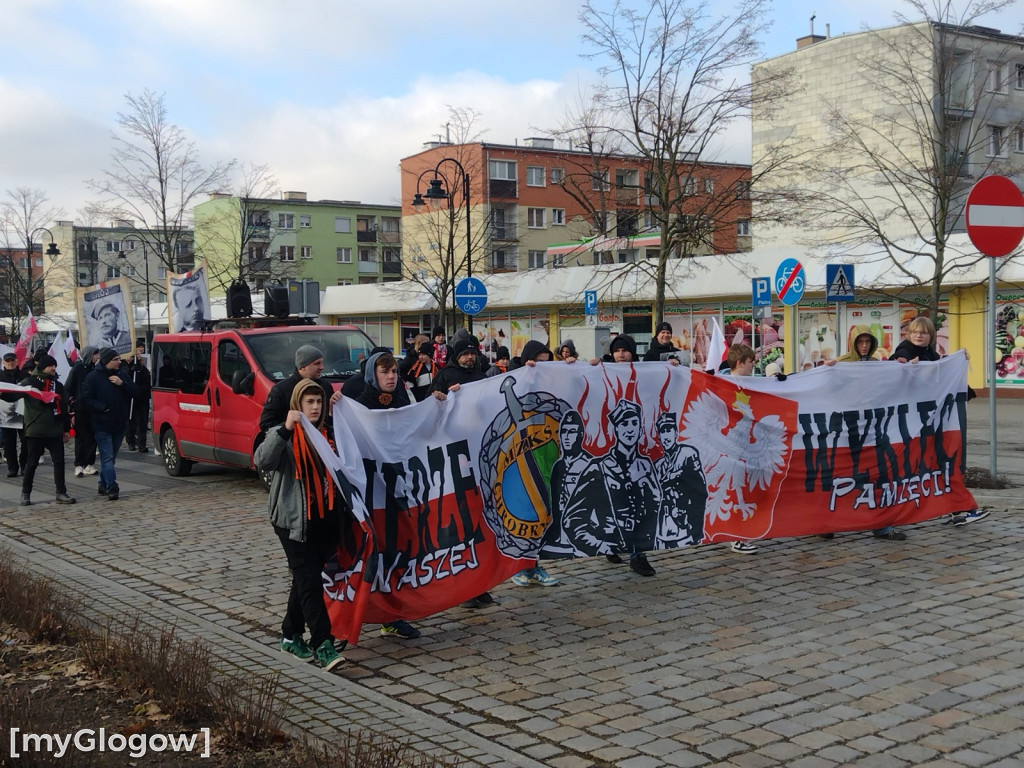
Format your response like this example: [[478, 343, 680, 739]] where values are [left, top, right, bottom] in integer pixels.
[[455, 276, 488, 315], [775, 258, 805, 306]]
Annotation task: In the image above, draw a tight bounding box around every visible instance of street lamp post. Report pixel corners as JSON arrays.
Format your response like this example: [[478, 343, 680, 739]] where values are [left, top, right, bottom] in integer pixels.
[[26, 227, 60, 314], [412, 158, 473, 332], [119, 237, 151, 349]]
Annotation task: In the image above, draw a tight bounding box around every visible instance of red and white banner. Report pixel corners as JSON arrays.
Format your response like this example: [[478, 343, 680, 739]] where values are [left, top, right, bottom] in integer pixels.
[[311, 354, 975, 643], [13, 311, 38, 366]]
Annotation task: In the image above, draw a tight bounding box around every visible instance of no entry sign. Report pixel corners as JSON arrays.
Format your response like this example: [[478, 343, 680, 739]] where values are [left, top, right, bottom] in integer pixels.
[[966, 175, 1024, 257]]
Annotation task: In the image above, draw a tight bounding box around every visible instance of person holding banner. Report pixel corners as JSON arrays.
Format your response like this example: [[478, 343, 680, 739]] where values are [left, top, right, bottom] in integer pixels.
[[1, 354, 76, 506], [255, 378, 345, 672], [429, 336, 497, 608], [0, 352, 26, 477]]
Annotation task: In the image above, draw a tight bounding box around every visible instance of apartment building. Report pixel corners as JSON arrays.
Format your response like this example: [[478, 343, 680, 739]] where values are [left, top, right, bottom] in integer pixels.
[[194, 192, 402, 293], [47, 220, 195, 315], [400, 139, 751, 277], [752, 20, 1024, 247]]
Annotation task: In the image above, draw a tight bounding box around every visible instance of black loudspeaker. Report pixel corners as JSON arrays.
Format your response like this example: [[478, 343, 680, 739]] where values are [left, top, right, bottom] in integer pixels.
[[264, 285, 290, 318], [227, 282, 253, 318]]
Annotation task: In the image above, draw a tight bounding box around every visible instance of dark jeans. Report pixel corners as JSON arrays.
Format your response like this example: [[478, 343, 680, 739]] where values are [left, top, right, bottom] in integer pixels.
[[2, 427, 24, 473], [94, 430, 124, 492], [275, 524, 337, 650], [73, 409, 97, 467], [126, 397, 149, 449], [22, 435, 67, 495]]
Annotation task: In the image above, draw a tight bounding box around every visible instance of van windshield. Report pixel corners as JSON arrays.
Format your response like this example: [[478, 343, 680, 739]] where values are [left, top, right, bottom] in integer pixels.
[[244, 328, 377, 381]]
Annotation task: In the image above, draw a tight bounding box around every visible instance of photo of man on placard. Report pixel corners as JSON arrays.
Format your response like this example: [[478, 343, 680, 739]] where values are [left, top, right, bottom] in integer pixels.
[[168, 265, 209, 332], [76, 280, 135, 357]]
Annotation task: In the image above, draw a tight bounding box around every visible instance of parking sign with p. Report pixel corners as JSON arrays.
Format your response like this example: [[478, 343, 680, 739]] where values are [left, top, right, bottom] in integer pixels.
[[752, 277, 771, 308]]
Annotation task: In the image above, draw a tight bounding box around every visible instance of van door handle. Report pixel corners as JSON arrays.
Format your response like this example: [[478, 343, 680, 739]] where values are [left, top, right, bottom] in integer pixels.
[[215, 388, 221, 406]]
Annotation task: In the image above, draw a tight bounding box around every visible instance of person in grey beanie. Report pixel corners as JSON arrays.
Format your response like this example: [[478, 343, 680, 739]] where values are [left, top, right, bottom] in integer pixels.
[[259, 344, 338, 432]]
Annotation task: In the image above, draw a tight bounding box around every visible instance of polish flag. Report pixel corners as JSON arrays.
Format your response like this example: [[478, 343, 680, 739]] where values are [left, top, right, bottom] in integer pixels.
[[63, 334, 78, 364], [13, 311, 38, 366], [705, 317, 728, 372], [48, 331, 72, 383]]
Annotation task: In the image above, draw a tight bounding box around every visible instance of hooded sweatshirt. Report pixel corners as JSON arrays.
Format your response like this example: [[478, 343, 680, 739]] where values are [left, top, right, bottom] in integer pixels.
[[352, 351, 411, 410], [509, 340, 552, 370], [837, 326, 880, 362]]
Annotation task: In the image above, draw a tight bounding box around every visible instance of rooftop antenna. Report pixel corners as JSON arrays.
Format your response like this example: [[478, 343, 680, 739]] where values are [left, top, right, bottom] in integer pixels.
[[810, 13, 816, 36]]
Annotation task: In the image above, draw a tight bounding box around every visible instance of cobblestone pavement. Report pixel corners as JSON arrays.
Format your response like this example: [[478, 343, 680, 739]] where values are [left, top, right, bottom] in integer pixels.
[[1, 400, 1022, 768]]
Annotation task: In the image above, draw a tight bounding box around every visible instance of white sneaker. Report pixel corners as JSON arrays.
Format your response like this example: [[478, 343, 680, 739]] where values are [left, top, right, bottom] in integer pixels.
[[82, 465, 97, 476], [730, 541, 759, 554], [74, 466, 84, 477]]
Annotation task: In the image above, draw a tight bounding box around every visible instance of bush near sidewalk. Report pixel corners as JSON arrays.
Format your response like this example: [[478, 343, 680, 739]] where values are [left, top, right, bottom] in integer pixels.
[[0, 551, 461, 768]]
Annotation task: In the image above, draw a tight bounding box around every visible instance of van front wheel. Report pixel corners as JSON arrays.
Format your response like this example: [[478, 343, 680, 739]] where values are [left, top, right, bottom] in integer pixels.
[[162, 429, 194, 477]]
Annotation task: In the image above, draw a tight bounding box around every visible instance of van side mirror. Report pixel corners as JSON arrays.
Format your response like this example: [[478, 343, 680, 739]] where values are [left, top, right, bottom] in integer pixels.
[[231, 371, 255, 396]]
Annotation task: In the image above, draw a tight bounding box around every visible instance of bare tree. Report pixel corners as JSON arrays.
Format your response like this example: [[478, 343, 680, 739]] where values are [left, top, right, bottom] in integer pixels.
[[87, 90, 235, 279], [192, 163, 294, 293], [784, 0, 1023, 317], [579, 0, 794, 323], [0, 188, 65, 331], [400, 107, 492, 332]]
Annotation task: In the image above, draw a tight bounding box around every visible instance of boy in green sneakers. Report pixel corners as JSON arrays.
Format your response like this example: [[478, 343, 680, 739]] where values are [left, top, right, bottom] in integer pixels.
[[255, 378, 345, 671]]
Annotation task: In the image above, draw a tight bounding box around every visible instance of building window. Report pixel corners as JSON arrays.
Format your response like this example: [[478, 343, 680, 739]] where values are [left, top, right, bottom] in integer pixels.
[[591, 170, 610, 191], [988, 62, 1007, 93], [526, 166, 545, 187], [527, 208, 546, 228], [736, 180, 751, 199], [18, 257, 27, 268], [551, 254, 565, 268], [278, 213, 294, 229], [122, 239, 135, 251], [248, 211, 270, 227], [299, 214, 311, 228], [105, 266, 121, 279], [123, 265, 137, 276], [989, 125, 1006, 157], [682, 176, 696, 195], [337, 279, 352, 286], [359, 249, 374, 262], [300, 245, 312, 259], [381, 217, 400, 232], [551, 167, 564, 184], [703, 177, 714, 194], [105, 241, 121, 253], [528, 250, 545, 269], [280, 246, 295, 262], [157, 267, 168, 278], [737, 219, 751, 236], [335, 217, 351, 233], [33, 257, 43, 267], [552, 208, 565, 226], [337, 247, 352, 263], [489, 160, 516, 180]]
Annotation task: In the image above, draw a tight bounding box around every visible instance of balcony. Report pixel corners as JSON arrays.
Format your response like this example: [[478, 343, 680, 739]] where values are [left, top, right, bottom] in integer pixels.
[[382, 259, 402, 275], [357, 260, 379, 274], [489, 179, 517, 199], [248, 258, 271, 274], [615, 186, 641, 206], [357, 230, 378, 243], [379, 230, 401, 245], [490, 222, 518, 241]]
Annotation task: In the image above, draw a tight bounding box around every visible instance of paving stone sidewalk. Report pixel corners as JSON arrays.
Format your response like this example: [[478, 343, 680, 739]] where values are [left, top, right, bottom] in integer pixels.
[[0, 398, 1021, 767]]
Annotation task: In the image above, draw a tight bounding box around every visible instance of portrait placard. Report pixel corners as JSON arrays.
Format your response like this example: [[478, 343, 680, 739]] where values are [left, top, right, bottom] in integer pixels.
[[76, 279, 136, 357], [167, 263, 210, 332]]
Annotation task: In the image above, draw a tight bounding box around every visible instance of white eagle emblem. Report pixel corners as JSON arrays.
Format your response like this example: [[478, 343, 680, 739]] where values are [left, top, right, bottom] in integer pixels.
[[679, 389, 788, 524]]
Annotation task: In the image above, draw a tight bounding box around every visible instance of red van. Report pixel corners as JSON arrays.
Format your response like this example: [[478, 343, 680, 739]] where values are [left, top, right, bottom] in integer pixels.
[[151, 320, 376, 484]]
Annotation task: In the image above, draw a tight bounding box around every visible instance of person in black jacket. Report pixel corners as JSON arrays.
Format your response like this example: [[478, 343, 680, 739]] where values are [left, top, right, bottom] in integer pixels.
[[125, 341, 152, 452], [65, 345, 99, 477], [0, 352, 26, 477], [339, 346, 391, 401], [643, 322, 690, 365], [259, 345, 338, 433], [400, 342, 434, 402], [81, 348, 137, 501], [1, 354, 76, 506]]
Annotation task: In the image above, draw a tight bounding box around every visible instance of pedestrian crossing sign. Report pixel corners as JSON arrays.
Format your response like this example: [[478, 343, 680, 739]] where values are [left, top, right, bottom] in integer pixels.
[[826, 264, 854, 302]]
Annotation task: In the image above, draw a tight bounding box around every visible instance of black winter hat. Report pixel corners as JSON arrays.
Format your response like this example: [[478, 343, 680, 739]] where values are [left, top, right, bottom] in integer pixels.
[[496, 345, 510, 360], [609, 334, 638, 360], [418, 342, 435, 357], [431, 326, 446, 339], [36, 353, 58, 370], [451, 337, 480, 359], [98, 348, 119, 366], [656, 322, 673, 335]]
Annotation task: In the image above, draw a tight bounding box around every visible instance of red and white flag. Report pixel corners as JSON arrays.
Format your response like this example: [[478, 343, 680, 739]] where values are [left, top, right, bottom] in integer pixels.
[[47, 331, 72, 383], [705, 317, 727, 372], [13, 310, 38, 367], [63, 334, 78, 364]]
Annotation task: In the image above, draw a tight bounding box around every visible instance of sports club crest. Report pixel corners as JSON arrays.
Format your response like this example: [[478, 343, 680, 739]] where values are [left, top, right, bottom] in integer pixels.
[[478, 377, 572, 558]]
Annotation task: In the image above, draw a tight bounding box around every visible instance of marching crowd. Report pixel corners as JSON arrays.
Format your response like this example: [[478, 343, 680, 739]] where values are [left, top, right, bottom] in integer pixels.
[[1, 317, 985, 673], [1, 340, 151, 506]]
